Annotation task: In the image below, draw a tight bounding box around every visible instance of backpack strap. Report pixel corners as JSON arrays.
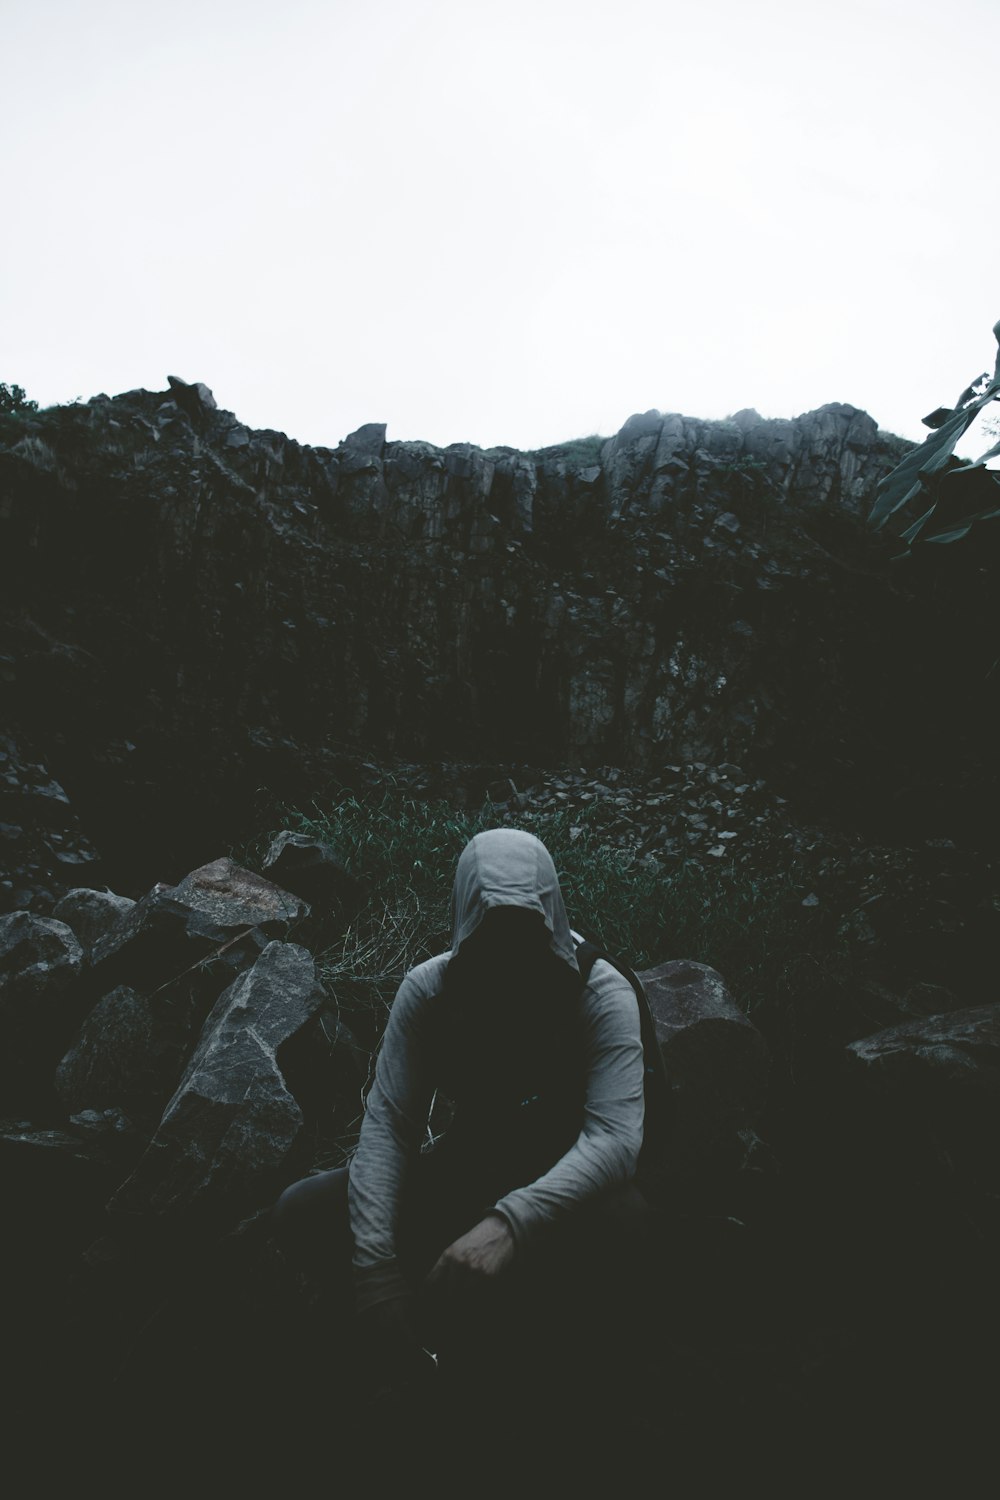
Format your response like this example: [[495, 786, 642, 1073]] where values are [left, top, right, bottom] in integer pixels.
[[576, 939, 673, 1173]]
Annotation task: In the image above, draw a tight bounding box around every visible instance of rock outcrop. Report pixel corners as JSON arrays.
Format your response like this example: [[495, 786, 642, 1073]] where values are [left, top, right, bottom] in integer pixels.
[[10, 380, 992, 911]]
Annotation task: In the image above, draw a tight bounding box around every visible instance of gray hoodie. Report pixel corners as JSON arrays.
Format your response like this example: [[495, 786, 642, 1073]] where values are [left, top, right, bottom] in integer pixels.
[[348, 828, 645, 1311]]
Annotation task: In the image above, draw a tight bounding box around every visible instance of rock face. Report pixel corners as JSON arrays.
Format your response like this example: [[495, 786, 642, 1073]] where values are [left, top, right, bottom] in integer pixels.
[[9, 379, 992, 908], [110, 940, 326, 1221], [638, 958, 769, 1174]]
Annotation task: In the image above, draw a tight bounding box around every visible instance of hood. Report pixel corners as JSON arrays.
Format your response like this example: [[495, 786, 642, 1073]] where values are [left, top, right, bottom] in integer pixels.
[[449, 828, 579, 972]]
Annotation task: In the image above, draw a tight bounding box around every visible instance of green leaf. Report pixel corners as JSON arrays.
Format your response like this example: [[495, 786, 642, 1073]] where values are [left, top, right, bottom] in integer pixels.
[[898, 504, 936, 545], [870, 407, 975, 528], [872, 320, 1000, 546], [924, 524, 973, 544]]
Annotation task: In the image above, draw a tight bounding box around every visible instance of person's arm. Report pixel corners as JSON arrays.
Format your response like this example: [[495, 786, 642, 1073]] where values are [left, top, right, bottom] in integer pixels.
[[489, 960, 645, 1248], [347, 962, 439, 1314]]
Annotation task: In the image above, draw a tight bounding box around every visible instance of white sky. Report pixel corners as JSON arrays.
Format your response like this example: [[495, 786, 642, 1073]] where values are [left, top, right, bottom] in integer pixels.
[[4, 0, 999, 453]]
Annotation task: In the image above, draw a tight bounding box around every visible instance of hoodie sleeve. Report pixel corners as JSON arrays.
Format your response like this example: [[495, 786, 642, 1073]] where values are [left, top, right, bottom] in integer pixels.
[[347, 962, 439, 1312], [490, 960, 645, 1246]]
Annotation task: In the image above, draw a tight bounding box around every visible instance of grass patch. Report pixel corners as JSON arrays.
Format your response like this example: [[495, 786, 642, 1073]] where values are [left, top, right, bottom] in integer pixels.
[[247, 782, 851, 1031]]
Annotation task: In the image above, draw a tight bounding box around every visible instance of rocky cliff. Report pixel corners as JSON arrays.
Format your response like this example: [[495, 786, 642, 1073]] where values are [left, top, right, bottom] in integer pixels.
[[1, 377, 996, 905]]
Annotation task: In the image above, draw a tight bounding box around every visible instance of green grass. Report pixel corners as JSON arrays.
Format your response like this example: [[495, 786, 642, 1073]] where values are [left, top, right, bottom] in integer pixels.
[[243, 782, 851, 1031]]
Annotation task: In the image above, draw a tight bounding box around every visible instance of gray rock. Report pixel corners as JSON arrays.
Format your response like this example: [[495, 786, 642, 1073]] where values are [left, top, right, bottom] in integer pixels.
[[166, 375, 218, 420], [170, 856, 308, 935], [0, 910, 84, 997], [52, 886, 135, 953], [0, 1108, 141, 1177], [846, 1003, 1000, 1090], [341, 422, 387, 474], [261, 831, 361, 912], [110, 941, 325, 1221], [66, 862, 313, 1107], [638, 959, 770, 1174], [55, 983, 188, 1127]]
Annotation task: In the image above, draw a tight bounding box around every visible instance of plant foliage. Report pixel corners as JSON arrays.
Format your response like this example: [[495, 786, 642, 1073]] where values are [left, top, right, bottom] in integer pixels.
[[0, 383, 38, 415], [869, 320, 1000, 551]]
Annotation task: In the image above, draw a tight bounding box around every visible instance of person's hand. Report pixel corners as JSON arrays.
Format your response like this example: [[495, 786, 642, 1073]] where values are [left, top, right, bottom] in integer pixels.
[[424, 1212, 516, 1294]]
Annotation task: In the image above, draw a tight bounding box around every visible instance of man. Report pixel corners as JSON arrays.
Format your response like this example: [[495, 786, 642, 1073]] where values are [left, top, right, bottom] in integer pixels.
[[274, 826, 648, 1396]]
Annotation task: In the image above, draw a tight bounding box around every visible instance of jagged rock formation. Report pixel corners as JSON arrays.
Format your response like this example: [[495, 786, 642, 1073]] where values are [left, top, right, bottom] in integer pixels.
[[109, 940, 326, 1223], [1, 378, 996, 908]]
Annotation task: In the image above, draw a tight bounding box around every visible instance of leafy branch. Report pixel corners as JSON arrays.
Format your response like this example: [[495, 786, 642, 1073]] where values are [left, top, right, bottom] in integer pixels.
[[869, 319, 1000, 551]]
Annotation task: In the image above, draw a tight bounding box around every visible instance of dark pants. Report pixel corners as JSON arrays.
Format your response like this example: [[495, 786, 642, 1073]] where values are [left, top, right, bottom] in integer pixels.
[[271, 1141, 651, 1374]]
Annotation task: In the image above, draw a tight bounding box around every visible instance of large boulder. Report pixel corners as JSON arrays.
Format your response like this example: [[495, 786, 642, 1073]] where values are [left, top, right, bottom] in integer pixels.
[[109, 941, 325, 1223], [638, 959, 770, 1176], [0, 911, 84, 1110]]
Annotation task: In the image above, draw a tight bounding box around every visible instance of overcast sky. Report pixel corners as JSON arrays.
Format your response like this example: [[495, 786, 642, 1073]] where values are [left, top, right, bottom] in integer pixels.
[[4, 0, 998, 453]]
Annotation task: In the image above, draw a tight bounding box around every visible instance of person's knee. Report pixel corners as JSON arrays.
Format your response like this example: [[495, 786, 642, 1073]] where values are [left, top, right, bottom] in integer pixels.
[[270, 1166, 351, 1249], [270, 1176, 308, 1243]]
